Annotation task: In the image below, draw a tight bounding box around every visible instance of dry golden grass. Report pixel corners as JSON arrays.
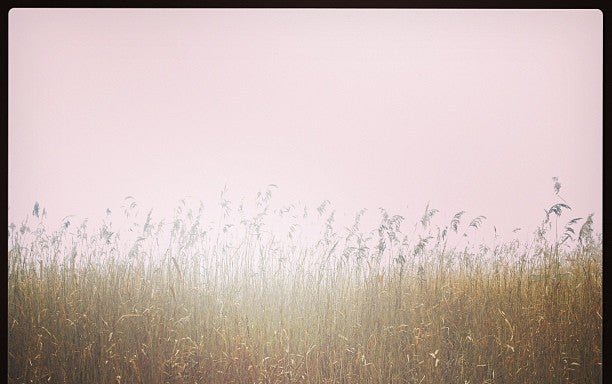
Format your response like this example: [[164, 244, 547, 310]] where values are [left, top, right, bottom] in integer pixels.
[[8, 198, 601, 383]]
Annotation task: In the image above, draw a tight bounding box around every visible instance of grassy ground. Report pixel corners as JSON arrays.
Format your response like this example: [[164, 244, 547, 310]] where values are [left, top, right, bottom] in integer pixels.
[[8, 198, 601, 383]]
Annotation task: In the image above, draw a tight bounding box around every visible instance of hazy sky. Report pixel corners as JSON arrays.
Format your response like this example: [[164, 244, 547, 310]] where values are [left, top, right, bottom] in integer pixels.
[[8, 9, 602, 237]]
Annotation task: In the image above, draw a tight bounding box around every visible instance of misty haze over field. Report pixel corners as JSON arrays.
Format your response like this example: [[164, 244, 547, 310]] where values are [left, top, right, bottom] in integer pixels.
[[8, 9, 601, 240]]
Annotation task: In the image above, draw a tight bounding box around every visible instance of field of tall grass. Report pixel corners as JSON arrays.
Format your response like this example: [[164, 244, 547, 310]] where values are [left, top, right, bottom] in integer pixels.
[[8, 186, 602, 383]]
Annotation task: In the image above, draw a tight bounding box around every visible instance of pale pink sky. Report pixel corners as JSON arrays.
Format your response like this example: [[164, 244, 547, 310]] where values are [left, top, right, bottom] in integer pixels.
[[8, 9, 602, 237]]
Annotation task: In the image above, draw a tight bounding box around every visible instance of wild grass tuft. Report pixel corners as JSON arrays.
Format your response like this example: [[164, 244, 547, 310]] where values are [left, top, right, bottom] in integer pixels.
[[8, 187, 601, 383]]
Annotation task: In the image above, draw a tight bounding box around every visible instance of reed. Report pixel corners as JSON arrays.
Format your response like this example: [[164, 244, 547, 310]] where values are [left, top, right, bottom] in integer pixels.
[[8, 186, 601, 383]]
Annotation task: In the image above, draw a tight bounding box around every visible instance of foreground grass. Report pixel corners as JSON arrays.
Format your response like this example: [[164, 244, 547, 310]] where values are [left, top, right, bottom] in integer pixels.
[[8, 198, 602, 383]]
